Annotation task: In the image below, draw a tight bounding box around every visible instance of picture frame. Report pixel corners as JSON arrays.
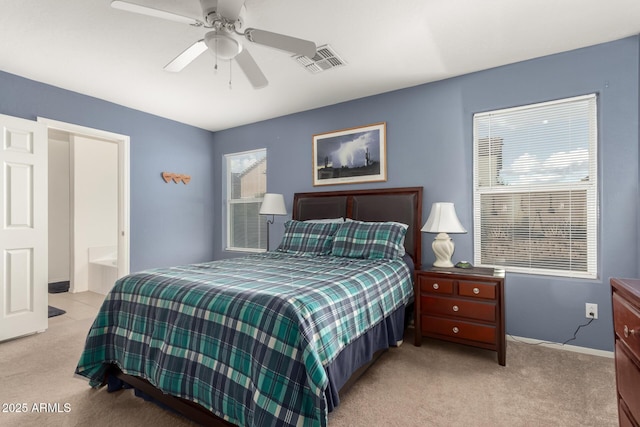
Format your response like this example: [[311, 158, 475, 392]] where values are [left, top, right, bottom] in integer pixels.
[[312, 122, 387, 186]]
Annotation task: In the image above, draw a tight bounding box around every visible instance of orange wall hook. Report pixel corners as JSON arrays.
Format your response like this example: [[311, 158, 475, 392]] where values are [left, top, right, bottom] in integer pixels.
[[162, 172, 191, 184], [162, 172, 175, 183]]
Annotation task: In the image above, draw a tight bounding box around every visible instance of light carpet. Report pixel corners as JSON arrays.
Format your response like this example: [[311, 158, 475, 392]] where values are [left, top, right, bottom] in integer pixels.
[[0, 316, 617, 426]]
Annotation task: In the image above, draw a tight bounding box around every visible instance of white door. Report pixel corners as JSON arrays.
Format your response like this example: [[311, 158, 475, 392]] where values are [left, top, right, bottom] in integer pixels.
[[0, 114, 47, 341]]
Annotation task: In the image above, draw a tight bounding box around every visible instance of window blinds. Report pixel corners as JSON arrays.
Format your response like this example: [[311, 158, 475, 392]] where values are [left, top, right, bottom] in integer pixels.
[[225, 149, 268, 251], [473, 94, 598, 278]]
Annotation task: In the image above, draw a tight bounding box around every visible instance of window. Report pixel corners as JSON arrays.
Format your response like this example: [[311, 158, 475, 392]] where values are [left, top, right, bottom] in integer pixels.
[[473, 94, 598, 278], [225, 149, 267, 251]]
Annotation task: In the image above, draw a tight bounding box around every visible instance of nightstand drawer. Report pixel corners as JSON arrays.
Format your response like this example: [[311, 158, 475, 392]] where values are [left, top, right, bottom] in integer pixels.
[[421, 315, 496, 345], [419, 276, 454, 295], [421, 296, 496, 322], [459, 280, 496, 300], [613, 293, 640, 362]]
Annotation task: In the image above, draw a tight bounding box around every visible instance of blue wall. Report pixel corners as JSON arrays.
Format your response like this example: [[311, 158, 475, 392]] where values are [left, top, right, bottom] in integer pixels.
[[0, 71, 216, 272], [212, 36, 640, 351], [1, 36, 637, 351]]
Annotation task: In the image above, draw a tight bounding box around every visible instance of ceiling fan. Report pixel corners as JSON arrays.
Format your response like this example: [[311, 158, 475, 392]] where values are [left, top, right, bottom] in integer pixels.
[[111, 0, 317, 89]]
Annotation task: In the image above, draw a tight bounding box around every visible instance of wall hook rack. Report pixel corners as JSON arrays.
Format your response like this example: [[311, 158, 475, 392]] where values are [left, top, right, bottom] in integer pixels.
[[162, 172, 191, 184]]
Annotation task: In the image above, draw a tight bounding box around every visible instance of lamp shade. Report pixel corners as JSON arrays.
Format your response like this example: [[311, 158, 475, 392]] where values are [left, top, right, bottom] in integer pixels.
[[259, 193, 287, 216], [421, 202, 466, 234]]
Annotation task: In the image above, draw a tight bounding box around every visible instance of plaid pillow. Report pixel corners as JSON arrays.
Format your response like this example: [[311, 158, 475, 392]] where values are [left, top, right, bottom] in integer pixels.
[[276, 220, 340, 255], [332, 220, 408, 260]]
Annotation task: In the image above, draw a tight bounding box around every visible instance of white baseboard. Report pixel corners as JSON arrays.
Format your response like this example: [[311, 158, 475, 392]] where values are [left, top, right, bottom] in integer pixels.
[[507, 335, 614, 358]]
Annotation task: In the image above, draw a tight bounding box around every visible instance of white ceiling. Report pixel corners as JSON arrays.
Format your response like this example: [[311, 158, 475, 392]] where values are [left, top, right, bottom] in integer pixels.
[[1, 0, 640, 132]]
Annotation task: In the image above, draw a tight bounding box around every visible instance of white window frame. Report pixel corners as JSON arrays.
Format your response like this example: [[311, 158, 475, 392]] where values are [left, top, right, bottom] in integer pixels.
[[224, 148, 267, 252], [473, 94, 598, 278]]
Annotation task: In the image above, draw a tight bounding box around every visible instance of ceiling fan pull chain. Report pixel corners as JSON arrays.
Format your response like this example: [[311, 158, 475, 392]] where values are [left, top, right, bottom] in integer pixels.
[[229, 60, 232, 89], [214, 38, 219, 71]]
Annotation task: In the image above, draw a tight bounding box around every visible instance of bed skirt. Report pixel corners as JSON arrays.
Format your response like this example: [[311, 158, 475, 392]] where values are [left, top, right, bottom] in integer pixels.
[[323, 303, 406, 411]]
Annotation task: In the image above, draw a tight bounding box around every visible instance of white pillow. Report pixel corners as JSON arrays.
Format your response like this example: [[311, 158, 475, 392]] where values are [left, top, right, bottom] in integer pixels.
[[304, 217, 345, 224]]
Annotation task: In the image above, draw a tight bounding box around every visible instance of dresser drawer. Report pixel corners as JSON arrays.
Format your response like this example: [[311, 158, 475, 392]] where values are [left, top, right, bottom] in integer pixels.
[[615, 341, 640, 424], [419, 276, 454, 295], [421, 315, 496, 345], [421, 295, 496, 322], [613, 293, 640, 362], [459, 280, 496, 300], [618, 400, 636, 427]]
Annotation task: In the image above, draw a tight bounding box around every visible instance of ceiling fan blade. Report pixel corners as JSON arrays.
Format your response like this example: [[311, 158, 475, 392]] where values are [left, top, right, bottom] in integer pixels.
[[111, 1, 202, 26], [164, 40, 208, 72], [244, 28, 316, 58], [217, 0, 244, 22], [234, 50, 268, 89]]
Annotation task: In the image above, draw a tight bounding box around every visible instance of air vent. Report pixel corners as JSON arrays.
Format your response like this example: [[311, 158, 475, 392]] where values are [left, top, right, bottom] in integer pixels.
[[293, 44, 346, 74]]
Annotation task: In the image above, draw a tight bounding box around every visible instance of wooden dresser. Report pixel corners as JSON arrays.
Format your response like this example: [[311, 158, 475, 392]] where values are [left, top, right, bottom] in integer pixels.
[[611, 277, 640, 426], [414, 267, 505, 366]]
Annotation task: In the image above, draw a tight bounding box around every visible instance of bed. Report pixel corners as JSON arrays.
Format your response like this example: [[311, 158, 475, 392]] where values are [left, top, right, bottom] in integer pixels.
[[75, 186, 423, 426]]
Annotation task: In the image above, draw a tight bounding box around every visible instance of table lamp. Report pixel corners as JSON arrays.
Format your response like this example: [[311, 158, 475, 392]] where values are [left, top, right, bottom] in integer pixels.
[[259, 193, 287, 250], [421, 202, 467, 267]]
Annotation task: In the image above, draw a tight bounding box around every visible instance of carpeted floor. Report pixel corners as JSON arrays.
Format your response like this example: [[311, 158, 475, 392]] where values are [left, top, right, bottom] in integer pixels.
[[0, 292, 619, 427]]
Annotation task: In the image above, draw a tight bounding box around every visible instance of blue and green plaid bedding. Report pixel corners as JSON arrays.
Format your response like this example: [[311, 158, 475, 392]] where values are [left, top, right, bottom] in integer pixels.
[[75, 252, 412, 427]]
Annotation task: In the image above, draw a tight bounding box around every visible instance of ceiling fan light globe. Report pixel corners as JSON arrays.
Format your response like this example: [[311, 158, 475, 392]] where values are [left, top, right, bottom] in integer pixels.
[[204, 31, 242, 60]]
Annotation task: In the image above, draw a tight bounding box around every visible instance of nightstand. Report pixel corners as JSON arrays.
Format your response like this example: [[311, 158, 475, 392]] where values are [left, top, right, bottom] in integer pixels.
[[414, 266, 506, 366]]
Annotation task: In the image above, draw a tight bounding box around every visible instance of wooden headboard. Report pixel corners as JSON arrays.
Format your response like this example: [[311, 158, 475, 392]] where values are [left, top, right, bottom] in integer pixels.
[[292, 187, 423, 269]]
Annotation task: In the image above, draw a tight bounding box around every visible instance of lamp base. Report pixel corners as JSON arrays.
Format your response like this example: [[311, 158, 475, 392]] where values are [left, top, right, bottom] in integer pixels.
[[432, 232, 455, 268], [266, 217, 274, 252]]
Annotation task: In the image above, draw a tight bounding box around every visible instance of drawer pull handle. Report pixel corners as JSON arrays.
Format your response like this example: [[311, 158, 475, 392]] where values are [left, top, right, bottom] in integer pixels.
[[624, 325, 636, 338], [452, 305, 459, 312], [452, 327, 459, 334], [473, 287, 480, 295], [432, 283, 439, 290]]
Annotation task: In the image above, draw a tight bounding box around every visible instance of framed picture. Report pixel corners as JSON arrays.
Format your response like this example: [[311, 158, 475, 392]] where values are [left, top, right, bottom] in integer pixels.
[[312, 122, 387, 186]]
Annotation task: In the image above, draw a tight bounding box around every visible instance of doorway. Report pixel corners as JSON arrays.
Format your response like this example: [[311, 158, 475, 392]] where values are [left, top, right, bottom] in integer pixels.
[[39, 118, 130, 294]]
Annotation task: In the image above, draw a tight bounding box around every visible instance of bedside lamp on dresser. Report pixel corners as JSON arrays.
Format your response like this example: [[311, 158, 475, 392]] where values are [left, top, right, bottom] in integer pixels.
[[415, 202, 506, 366], [421, 202, 467, 268]]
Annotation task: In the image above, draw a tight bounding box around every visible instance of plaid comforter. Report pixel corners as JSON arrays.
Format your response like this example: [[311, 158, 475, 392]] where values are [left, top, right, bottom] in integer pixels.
[[75, 252, 412, 426]]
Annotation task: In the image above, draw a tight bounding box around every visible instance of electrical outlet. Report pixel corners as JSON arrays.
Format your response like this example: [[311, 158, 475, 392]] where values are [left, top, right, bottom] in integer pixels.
[[585, 303, 598, 319]]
